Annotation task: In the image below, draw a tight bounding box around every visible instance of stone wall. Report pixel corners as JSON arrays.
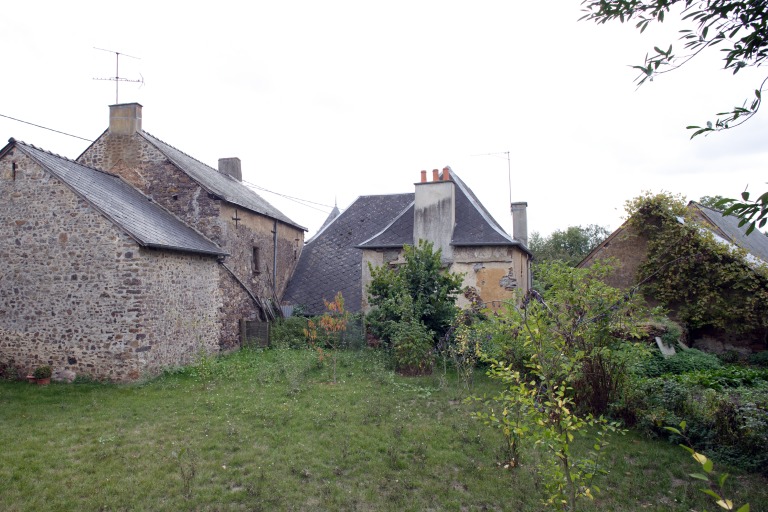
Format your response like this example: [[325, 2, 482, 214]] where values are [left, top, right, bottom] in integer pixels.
[[0, 150, 222, 381], [577, 223, 650, 291], [79, 132, 304, 337]]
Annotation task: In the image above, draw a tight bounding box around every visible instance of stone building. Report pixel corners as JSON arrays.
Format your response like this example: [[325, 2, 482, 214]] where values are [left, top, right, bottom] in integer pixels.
[[0, 139, 226, 380], [0, 103, 306, 380], [578, 201, 768, 352], [77, 103, 306, 348], [283, 167, 531, 315]]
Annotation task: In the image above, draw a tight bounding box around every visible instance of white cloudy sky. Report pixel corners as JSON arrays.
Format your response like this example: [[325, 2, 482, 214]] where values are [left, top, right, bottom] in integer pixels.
[[2, 1, 766, 239]]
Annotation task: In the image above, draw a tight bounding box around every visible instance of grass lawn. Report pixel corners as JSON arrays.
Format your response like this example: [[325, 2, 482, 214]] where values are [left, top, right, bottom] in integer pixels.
[[1, 348, 766, 511]]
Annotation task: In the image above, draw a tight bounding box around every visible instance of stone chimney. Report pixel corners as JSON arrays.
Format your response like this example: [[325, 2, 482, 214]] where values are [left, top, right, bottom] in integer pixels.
[[218, 157, 242, 181], [510, 202, 528, 246], [414, 166, 455, 261], [109, 103, 142, 135]]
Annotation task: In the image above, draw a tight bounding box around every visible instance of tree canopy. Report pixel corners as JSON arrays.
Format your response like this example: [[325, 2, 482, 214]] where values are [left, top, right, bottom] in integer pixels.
[[529, 224, 611, 266], [581, 0, 768, 235]]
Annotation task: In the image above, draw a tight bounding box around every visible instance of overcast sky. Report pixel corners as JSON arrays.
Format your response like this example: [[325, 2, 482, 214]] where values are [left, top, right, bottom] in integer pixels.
[[3, 1, 766, 240]]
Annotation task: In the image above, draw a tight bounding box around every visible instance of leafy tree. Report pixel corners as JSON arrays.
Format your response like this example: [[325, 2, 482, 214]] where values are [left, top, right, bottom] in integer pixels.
[[366, 240, 463, 344], [529, 224, 611, 266], [473, 261, 646, 509], [580, 0, 768, 234], [699, 195, 727, 210]]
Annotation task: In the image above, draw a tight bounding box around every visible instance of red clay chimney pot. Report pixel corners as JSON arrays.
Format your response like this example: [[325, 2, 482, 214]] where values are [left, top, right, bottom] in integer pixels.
[[420, 170, 427, 183]]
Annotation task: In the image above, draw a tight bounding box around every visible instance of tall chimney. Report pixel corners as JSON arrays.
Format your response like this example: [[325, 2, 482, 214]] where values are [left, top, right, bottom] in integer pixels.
[[109, 103, 142, 135], [218, 157, 242, 181], [415, 168, 456, 261], [510, 202, 528, 247], [420, 170, 427, 183]]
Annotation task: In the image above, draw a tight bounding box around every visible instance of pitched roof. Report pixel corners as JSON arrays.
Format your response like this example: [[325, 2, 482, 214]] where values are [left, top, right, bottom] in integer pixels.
[[282, 193, 414, 315], [5, 139, 226, 256], [139, 131, 306, 232], [691, 202, 768, 265], [359, 170, 530, 253]]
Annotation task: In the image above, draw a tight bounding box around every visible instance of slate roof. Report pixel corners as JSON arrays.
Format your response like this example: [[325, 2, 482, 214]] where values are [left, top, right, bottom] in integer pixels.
[[691, 202, 768, 264], [359, 170, 530, 253], [284, 169, 529, 314], [6, 139, 226, 256], [138, 131, 306, 232], [282, 193, 414, 315]]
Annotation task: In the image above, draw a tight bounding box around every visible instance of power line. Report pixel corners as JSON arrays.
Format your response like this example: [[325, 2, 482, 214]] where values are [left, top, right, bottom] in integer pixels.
[[243, 179, 337, 213], [0, 113, 93, 142], [1, 110, 336, 215]]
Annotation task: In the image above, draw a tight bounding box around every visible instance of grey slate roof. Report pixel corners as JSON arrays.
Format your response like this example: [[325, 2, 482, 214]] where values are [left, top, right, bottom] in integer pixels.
[[8, 139, 226, 256], [692, 202, 768, 264], [139, 131, 306, 232], [360, 170, 530, 253], [282, 193, 414, 315]]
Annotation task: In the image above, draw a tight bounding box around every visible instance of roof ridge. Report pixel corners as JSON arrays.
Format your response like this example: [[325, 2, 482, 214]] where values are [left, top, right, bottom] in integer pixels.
[[140, 130, 220, 174]]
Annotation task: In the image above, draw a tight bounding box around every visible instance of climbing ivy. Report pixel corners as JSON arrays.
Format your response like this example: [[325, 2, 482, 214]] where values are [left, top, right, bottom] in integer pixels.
[[626, 192, 768, 336]]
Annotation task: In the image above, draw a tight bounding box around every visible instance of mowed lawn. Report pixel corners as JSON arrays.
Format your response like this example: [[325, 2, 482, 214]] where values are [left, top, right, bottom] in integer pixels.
[[1, 348, 766, 511]]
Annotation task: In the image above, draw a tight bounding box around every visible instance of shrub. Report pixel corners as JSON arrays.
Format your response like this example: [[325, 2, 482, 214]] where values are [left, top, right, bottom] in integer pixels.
[[638, 348, 722, 378], [392, 318, 434, 376], [748, 351, 768, 367], [619, 375, 768, 473], [270, 316, 309, 348]]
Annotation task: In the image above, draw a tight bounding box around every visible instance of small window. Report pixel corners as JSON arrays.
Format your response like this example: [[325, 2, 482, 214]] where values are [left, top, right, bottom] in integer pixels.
[[252, 247, 261, 274]]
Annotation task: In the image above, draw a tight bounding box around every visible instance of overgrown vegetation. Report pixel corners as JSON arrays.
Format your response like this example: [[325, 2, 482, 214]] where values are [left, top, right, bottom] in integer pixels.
[[2, 348, 767, 511], [628, 192, 768, 336]]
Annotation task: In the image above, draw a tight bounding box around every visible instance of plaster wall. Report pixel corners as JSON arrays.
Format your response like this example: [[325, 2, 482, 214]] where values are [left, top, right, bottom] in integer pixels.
[[414, 181, 455, 260]]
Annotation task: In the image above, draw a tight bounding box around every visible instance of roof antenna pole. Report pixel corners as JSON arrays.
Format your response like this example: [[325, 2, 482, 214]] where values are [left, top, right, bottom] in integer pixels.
[[93, 47, 144, 104], [472, 149, 513, 205]]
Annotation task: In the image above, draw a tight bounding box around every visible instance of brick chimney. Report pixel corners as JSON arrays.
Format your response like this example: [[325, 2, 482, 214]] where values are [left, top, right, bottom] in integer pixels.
[[218, 157, 242, 181], [414, 166, 455, 260], [109, 103, 142, 135], [510, 202, 528, 246]]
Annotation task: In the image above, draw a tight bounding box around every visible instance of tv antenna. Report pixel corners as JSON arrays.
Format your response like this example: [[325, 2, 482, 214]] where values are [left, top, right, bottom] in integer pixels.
[[472, 150, 512, 205], [93, 47, 144, 104]]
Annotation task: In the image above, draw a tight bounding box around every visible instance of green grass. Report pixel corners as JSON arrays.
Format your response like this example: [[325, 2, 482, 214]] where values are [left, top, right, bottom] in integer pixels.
[[1, 348, 766, 511]]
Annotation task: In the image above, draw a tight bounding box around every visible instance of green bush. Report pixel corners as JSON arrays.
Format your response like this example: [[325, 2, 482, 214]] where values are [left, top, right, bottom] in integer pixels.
[[638, 348, 722, 378], [392, 319, 434, 375], [717, 350, 740, 364], [270, 316, 310, 348], [748, 351, 768, 367], [616, 375, 768, 473], [671, 366, 768, 391]]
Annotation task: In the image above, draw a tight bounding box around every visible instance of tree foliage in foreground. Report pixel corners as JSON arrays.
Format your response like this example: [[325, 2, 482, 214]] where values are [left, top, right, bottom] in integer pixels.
[[529, 224, 611, 266], [580, 0, 768, 235], [472, 262, 647, 510]]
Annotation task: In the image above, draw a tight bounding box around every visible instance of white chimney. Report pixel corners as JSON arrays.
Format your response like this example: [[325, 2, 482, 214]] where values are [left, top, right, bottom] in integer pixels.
[[414, 167, 455, 260], [510, 202, 528, 246]]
